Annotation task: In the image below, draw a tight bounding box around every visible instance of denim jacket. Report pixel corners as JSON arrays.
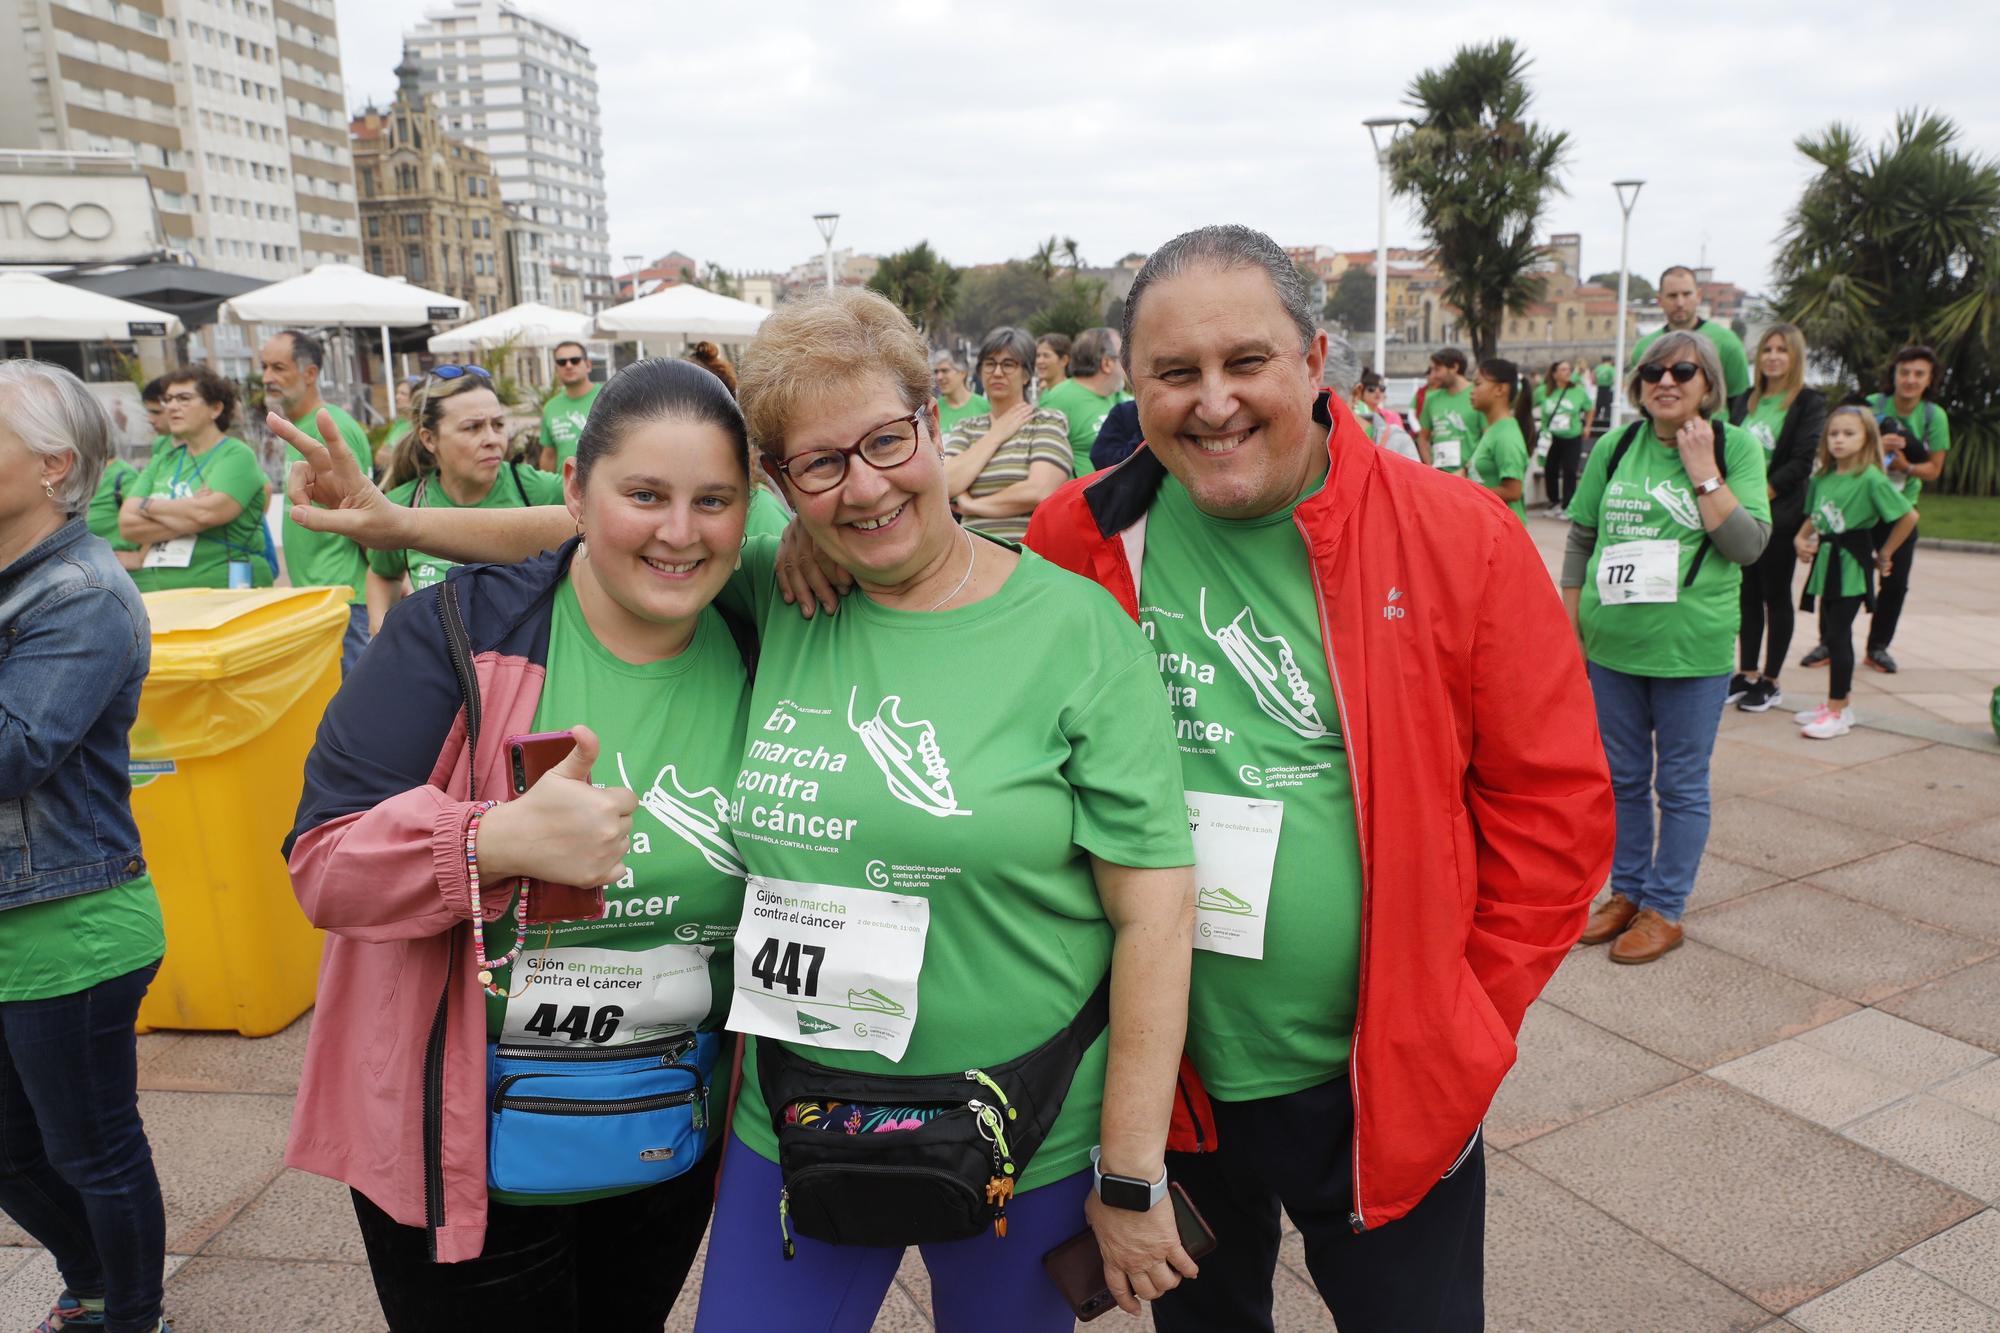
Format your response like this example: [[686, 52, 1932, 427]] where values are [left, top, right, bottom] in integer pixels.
[[0, 519, 150, 910]]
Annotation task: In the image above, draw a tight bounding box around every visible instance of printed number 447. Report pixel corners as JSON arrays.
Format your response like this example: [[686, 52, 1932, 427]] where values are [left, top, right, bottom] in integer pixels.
[[750, 939, 825, 997]]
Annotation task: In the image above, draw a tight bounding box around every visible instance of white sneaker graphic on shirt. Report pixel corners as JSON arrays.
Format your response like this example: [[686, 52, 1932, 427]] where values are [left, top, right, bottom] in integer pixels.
[[617, 753, 749, 878], [847, 688, 971, 818], [1199, 588, 1330, 740]]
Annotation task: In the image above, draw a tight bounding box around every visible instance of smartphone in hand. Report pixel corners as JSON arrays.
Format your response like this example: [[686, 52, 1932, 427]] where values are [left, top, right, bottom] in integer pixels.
[[505, 731, 607, 925], [1042, 1182, 1217, 1321]]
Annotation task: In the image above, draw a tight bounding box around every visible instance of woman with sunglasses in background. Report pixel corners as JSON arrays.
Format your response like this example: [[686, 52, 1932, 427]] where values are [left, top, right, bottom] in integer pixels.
[[364, 366, 564, 635], [1561, 333, 1770, 965], [941, 327, 1075, 542], [118, 365, 273, 591]]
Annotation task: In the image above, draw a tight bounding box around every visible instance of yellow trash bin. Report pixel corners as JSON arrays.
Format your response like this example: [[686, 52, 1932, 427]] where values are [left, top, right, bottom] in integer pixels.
[[129, 586, 352, 1036]]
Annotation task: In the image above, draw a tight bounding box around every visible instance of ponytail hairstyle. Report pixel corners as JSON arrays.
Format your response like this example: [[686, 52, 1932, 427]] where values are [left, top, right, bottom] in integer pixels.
[[1478, 357, 1538, 454], [1818, 404, 1884, 478], [572, 358, 750, 492], [684, 341, 738, 396]]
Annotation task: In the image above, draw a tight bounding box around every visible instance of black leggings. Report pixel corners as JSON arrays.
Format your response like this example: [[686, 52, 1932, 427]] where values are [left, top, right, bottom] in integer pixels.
[[1544, 435, 1582, 508], [1868, 519, 1915, 652], [1822, 593, 1865, 701], [1740, 521, 1799, 677]]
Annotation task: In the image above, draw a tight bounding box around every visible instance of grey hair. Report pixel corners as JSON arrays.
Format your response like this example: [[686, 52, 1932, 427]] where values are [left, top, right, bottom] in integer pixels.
[[0, 360, 110, 515], [1627, 330, 1727, 418], [931, 347, 967, 374], [977, 326, 1037, 377], [1070, 327, 1120, 378], [278, 329, 324, 373], [1121, 225, 1316, 370]]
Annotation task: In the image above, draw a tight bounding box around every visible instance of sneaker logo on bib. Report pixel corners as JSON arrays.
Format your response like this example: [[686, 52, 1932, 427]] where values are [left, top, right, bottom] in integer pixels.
[[1199, 588, 1330, 739]]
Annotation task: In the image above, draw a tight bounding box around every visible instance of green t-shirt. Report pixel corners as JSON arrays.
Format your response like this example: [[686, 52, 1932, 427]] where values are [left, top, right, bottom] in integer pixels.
[[1629, 320, 1752, 399], [1140, 476, 1362, 1101], [483, 579, 751, 1202], [287, 403, 375, 603], [1039, 379, 1134, 478], [368, 465, 565, 591], [128, 436, 274, 593], [540, 385, 602, 471], [936, 393, 989, 437], [383, 418, 413, 455], [1744, 393, 1789, 456], [1538, 385, 1593, 441], [88, 458, 141, 548], [1593, 363, 1614, 388], [1470, 418, 1530, 523], [1804, 466, 1914, 599], [729, 537, 1192, 1190], [1418, 386, 1482, 470], [1568, 422, 1771, 678], [0, 876, 164, 1003], [745, 487, 791, 543], [1867, 394, 1951, 503]]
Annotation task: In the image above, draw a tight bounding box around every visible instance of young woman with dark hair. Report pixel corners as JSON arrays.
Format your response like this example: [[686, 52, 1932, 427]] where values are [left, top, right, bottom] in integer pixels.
[[1468, 358, 1537, 523]]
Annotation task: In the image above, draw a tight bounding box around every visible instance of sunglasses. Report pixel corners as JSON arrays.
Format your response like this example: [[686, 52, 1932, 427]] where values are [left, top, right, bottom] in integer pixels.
[[554, 355, 587, 367], [429, 364, 493, 382], [1638, 361, 1701, 385]]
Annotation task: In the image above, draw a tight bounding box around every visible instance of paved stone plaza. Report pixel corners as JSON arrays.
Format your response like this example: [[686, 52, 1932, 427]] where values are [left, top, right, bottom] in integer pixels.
[[2, 517, 1995, 1332]]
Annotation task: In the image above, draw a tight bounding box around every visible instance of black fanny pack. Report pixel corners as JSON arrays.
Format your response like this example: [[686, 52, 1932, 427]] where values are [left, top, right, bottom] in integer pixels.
[[758, 975, 1110, 1256]]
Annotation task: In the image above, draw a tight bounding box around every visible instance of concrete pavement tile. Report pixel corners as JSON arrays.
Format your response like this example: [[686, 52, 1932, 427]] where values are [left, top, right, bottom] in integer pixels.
[[0, 1252, 189, 1330], [1690, 854, 1789, 910], [1880, 958, 2000, 1054], [869, 1283, 937, 1332], [1485, 1002, 1689, 1148], [663, 1234, 706, 1332], [0, 1248, 33, 1286], [140, 1011, 312, 1093], [1703, 798, 1903, 880], [162, 1257, 380, 1331], [1900, 1209, 2000, 1311], [136, 1032, 186, 1067], [0, 1218, 24, 1247], [1757, 743, 2000, 838], [1270, 1261, 1333, 1331], [1512, 1077, 1980, 1312], [1485, 1154, 1768, 1332], [1844, 1095, 2000, 1203], [1926, 815, 2000, 866], [1727, 723, 1932, 768], [1794, 1008, 1996, 1091], [1708, 1041, 1911, 1129], [139, 1089, 292, 1253], [1806, 844, 2000, 943], [893, 1246, 931, 1320], [204, 1168, 366, 1264], [1936, 1063, 2000, 1123], [1709, 739, 1840, 797], [1687, 884, 1995, 1004], [1540, 940, 1855, 1069], [1786, 1260, 2000, 1333]]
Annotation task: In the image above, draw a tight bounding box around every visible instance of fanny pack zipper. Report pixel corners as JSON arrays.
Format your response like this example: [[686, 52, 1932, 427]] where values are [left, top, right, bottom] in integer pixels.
[[494, 1032, 699, 1064], [495, 1088, 703, 1116]]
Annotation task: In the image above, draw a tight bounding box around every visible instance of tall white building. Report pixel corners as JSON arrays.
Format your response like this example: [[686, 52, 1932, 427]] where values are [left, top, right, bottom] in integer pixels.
[[401, 0, 610, 311], [0, 0, 362, 280]]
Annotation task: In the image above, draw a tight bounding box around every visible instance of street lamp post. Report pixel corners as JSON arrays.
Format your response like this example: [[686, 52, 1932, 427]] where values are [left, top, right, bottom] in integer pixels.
[[813, 213, 840, 290], [1363, 117, 1410, 380], [1611, 180, 1644, 428]]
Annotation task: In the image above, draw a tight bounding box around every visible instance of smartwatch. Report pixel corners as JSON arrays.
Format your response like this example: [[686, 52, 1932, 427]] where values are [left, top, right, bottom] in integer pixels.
[[1090, 1146, 1167, 1212]]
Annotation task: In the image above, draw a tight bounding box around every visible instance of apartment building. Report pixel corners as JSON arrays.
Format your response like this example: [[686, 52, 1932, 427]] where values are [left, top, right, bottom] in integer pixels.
[[401, 0, 611, 310], [0, 0, 361, 280], [352, 61, 509, 317]]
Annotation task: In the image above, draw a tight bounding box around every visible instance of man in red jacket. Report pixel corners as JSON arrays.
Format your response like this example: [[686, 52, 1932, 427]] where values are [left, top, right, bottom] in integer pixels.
[[1027, 225, 1613, 1331]]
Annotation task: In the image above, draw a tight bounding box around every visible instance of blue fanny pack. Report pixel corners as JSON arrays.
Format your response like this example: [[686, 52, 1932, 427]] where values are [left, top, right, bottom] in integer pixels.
[[486, 1030, 722, 1195]]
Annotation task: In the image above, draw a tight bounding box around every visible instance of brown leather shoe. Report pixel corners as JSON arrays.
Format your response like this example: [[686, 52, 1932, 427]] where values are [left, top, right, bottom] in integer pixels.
[[1610, 909, 1684, 964], [1578, 894, 1639, 946]]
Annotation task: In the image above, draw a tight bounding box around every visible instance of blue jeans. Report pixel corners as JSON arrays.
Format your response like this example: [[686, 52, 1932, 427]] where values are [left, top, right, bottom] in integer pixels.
[[1587, 664, 1729, 922], [0, 961, 165, 1332], [694, 1132, 1091, 1332], [340, 601, 370, 678]]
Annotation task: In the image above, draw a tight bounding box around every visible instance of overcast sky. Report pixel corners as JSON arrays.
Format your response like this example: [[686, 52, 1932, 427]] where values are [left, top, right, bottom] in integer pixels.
[[335, 1, 2000, 296]]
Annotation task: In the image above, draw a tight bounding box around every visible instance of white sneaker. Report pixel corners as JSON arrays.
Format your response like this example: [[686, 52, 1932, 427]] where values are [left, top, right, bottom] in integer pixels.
[[1802, 708, 1854, 740], [1795, 704, 1830, 725]]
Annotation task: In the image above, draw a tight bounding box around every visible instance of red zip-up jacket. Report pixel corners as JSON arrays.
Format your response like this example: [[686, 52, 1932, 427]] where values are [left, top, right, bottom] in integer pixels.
[[1026, 390, 1614, 1229]]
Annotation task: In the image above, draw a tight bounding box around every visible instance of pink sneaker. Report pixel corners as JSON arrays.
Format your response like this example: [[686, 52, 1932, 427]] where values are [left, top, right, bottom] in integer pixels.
[[1795, 704, 1831, 726], [1802, 708, 1854, 740]]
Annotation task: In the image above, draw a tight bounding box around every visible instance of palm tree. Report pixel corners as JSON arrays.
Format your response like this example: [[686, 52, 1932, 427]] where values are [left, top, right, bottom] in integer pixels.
[[1388, 40, 1569, 363], [1774, 111, 2000, 495], [867, 242, 962, 336]]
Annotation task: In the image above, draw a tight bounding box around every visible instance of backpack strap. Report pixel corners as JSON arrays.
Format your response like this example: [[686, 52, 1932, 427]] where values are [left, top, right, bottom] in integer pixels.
[[1681, 418, 1732, 588]]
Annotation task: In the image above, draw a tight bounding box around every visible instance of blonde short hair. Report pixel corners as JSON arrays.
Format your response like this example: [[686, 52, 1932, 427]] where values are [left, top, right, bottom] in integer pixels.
[[1626, 330, 1727, 418], [737, 287, 931, 459]]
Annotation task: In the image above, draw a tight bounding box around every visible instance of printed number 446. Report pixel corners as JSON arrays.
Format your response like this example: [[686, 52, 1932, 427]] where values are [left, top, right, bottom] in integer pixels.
[[750, 940, 824, 997]]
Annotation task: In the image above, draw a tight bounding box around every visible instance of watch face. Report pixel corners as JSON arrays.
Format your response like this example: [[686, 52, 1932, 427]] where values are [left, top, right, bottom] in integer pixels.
[[1101, 1175, 1153, 1212]]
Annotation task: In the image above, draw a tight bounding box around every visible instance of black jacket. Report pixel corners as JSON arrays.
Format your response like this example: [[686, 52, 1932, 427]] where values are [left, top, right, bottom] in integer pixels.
[[1765, 386, 1825, 524]]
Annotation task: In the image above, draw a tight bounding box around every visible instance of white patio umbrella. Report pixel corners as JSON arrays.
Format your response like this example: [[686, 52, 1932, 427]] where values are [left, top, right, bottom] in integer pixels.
[[222, 264, 470, 405], [425, 301, 592, 354], [0, 271, 185, 344], [591, 284, 771, 355]]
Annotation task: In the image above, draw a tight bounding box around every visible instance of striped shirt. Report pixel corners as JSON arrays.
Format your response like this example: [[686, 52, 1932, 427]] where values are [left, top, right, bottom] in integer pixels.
[[942, 408, 1074, 542]]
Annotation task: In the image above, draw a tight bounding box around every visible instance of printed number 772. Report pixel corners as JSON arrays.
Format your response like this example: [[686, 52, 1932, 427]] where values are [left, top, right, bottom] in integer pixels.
[[750, 940, 826, 997]]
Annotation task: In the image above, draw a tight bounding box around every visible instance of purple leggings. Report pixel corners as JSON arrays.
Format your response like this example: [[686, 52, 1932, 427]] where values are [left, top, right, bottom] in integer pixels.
[[692, 1131, 1091, 1332]]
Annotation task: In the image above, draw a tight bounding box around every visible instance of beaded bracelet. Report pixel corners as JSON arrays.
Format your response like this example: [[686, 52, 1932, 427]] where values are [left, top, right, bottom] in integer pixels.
[[465, 799, 530, 997]]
